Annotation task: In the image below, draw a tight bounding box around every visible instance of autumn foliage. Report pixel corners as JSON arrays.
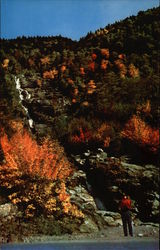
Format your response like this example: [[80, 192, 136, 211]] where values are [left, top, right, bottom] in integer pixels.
[[71, 127, 91, 143], [88, 61, 95, 71], [128, 63, 139, 78], [114, 59, 127, 78], [57, 182, 84, 218], [121, 115, 159, 153], [94, 123, 112, 148], [0, 128, 85, 219], [87, 79, 96, 94], [0, 130, 72, 180], [40, 56, 50, 65], [101, 48, 109, 58], [101, 59, 109, 70], [0, 164, 83, 219], [43, 69, 58, 79], [2, 58, 9, 68]]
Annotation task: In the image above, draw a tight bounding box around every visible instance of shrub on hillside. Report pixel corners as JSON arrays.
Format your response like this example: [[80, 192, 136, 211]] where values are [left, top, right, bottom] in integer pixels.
[[121, 115, 159, 153], [0, 129, 72, 180], [0, 128, 84, 219]]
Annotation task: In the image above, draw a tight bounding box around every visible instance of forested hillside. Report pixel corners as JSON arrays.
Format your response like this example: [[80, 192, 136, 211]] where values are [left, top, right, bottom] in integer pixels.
[[0, 7, 159, 241], [1, 7, 159, 156]]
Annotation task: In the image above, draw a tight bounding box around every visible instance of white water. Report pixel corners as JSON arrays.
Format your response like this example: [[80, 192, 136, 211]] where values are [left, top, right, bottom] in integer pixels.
[[15, 77, 34, 128]]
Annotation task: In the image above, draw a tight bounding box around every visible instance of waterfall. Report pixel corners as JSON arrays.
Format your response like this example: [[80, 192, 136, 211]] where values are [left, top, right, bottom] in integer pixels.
[[15, 77, 34, 129]]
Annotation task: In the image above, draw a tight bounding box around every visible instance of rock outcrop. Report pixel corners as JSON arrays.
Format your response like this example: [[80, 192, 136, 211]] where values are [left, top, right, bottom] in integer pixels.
[[15, 75, 71, 137], [72, 149, 159, 223], [66, 169, 141, 234]]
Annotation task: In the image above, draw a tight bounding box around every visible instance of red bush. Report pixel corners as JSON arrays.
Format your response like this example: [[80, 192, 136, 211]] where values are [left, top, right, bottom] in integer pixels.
[[71, 127, 91, 143], [88, 61, 95, 72]]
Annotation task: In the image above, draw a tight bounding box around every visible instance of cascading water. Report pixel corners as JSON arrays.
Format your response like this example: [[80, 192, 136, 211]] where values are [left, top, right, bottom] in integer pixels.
[[15, 77, 34, 128]]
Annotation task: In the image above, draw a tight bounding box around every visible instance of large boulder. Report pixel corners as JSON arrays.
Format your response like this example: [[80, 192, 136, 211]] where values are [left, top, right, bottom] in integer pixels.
[[0, 203, 18, 217]]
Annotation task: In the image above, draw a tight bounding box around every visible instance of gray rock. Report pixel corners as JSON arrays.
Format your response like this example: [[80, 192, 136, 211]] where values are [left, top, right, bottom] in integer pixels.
[[138, 233, 144, 237], [79, 218, 99, 233], [103, 216, 115, 226], [114, 219, 123, 226], [0, 203, 17, 217]]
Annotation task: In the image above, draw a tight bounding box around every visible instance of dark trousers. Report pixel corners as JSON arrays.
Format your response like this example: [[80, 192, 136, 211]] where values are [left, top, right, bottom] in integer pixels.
[[121, 210, 133, 236]]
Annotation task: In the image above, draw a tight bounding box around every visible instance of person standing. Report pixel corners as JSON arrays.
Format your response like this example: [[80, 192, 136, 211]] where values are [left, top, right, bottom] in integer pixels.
[[120, 195, 133, 237]]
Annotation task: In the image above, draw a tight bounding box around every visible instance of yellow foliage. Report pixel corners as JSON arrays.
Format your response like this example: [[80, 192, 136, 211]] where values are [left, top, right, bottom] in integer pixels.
[[81, 101, 89, 107], [9, 120, 24, 132], [25, 204, 36, 218], [87, 80, 96, 94], [115, 59, 127, 78], [137, 100, 151, 115], [94, 123, 112, 148], [128, 63, 139, 78], [101, 59, 109, 70], [61, 65, 66, 72], [36, 79, 42, 87], [40, 57, 50, 65], [2, 59, 9, 68], [44, 198, 57, 214], [43, 69, 58, 79], [57, 182, 84, 218]]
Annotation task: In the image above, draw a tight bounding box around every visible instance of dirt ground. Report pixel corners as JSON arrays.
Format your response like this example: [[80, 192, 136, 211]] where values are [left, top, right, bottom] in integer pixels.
[[21, 224, 159, 243], [0, 224, 159, 244]]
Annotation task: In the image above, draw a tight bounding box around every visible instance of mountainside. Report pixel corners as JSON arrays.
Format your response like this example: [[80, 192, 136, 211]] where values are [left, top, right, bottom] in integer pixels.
[[0, 7, 159, 242]]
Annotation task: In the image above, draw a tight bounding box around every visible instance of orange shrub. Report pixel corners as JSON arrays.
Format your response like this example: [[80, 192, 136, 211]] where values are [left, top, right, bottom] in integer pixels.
[[0, 130, 72, 180], [36, 79, 42, 87], [101, 59, 109, 70], [137, 100, 151, 115], [118, 54, 126, 60], [101, 48, 109, 58], [72, 98, 77, 103], [57, 182, 84, 217], [9, 120, 24, 132], [2, 59, 9, 68], [87, 80, 96, 94], [43, 69, 58, 79], [80, 67, 85, 75], [121, 115, 159, 152], [61, 65, 66, 72], [81, 101, 89, 107], [114, 59, 127, 78], [128, 63, 139, 78], [94, 123, 112, 148], [40, 56, 50, 65]]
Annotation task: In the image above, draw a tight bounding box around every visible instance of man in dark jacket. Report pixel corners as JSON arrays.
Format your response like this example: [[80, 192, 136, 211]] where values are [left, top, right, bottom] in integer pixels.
[[120, 195, 133, 236]]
